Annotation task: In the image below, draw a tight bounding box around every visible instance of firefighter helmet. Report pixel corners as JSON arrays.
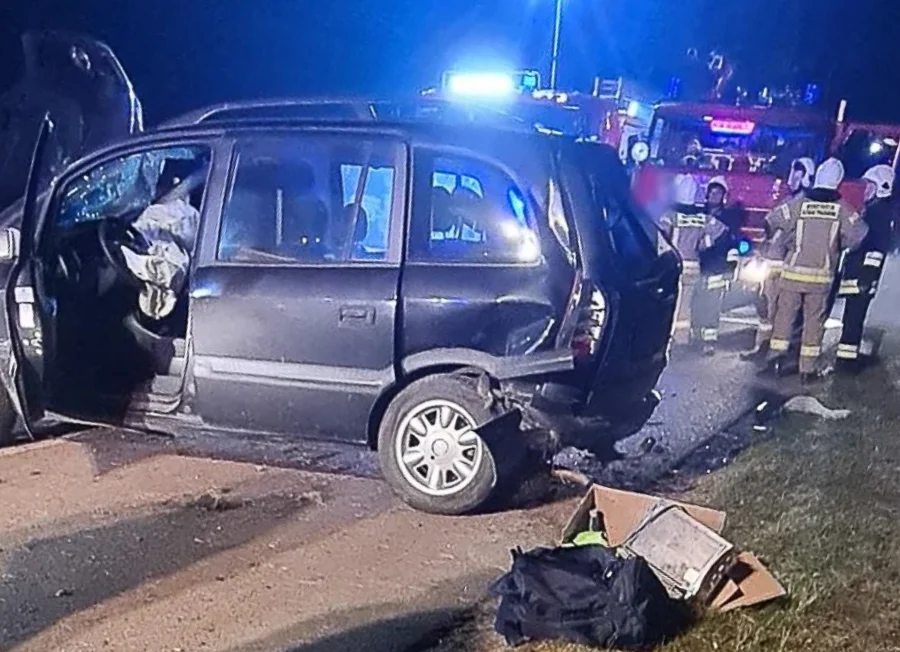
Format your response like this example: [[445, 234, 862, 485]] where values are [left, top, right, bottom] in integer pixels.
[[707, 175, 729, 198], [813, 158, 845, 191], [862, 164, 895, 200]]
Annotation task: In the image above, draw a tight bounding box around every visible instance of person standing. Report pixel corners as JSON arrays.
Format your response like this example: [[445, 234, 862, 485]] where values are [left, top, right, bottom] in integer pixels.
[[836, 164, 895, 371], [659, 174, 728, 349], [767, 158, 868, 381], [743, 157, 815, 359], [696, 177, 736, 354]]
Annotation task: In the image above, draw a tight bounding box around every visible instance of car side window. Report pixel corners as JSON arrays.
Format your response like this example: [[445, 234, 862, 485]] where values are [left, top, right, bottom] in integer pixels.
[[410, 150, 540, 264], [217, 136, 401, 264]]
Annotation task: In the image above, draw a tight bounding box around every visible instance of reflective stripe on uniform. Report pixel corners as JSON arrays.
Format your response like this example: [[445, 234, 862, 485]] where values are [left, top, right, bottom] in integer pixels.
[[837, 343, 859, 360], [706, 275, 727, 290], [781, 265, 832, 285], [864, 251, 885, 268], [800, 345, 821, 358], [682, 260, 700, 270], [675, 214, 706, 228], [673, 320, 691, 331], [839, 279, 861, 295], [769, 338, 789, 352], [701, 328, 719, 342], [758, 323, 774, 333]]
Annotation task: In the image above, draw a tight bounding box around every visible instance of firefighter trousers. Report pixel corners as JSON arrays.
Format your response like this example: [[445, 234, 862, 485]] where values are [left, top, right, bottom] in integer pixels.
[[769, 288, 829, 374], [838, 293, 873, 361], [672, 267, 699, 345], [754, 274, 780, 349], [693, 273, 727, 345]]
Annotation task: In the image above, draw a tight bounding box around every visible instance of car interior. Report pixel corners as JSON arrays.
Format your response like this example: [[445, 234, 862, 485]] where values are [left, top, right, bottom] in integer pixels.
[[39, 146, 210, 411]]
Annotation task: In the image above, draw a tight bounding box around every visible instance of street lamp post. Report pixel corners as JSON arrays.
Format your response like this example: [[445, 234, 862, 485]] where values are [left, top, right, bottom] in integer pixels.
[[549, 0, 563, 91]]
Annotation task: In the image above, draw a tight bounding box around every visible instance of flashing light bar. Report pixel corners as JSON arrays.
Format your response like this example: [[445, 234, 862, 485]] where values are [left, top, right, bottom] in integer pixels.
[[442, 70, 541, 98], [709, 118, 756, 135]]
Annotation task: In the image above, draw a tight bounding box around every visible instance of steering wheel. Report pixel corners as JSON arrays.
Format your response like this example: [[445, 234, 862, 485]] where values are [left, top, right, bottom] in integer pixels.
[[98, 212, 151, 287]]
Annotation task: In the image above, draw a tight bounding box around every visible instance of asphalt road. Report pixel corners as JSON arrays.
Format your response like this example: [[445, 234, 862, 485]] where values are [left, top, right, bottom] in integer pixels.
[[1, 302, 852, 652]]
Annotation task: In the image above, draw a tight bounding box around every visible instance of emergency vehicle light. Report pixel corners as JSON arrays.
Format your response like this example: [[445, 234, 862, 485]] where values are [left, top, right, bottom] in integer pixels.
[[442, 70, 541, 98], [709, 119, 756, 135]]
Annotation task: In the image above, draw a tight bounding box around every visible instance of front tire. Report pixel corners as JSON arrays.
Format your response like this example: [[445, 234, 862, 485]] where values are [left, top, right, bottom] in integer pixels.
[[378, 375, 498, 515], [0, 386, 17, 447]]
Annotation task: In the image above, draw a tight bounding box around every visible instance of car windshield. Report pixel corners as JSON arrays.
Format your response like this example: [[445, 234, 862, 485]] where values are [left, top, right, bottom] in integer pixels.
[[652, 114, 827, 176]]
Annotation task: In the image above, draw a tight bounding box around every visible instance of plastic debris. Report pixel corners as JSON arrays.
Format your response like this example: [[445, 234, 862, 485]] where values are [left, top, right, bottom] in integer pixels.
[[783, 396, 851, 420]]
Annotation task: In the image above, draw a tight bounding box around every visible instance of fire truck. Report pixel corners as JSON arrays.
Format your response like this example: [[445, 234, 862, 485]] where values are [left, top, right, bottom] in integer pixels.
[[631, 98, 900, 241]]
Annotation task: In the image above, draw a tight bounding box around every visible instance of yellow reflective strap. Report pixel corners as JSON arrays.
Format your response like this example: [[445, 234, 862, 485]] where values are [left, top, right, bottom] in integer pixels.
[[769, 338, 789, 352], [701, 328, 719, 342], [781, 268, 832, 285], [864, 251, 885, 267], [839, 280, 860, 295], [837, 344, 859, 360], [758, 323, 774, 333], [682, 260, 700, 270], [800, 345, 821, 358], [706, 275, 727, 290]]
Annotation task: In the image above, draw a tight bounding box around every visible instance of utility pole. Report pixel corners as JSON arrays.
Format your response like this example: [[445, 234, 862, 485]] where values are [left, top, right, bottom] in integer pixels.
[[549, 0, 563, 90]]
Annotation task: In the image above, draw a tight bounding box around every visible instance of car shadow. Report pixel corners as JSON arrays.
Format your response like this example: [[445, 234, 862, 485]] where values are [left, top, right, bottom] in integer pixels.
[[0, 493, 311, 649]]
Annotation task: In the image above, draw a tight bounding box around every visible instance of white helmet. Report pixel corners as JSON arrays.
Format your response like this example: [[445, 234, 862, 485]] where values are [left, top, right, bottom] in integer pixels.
[[862, 164, 894, 200], [674, 174, 699, 206], [789, 157, 815, 192], [707, 176, 729, 198], [813, 158, 845, 191]]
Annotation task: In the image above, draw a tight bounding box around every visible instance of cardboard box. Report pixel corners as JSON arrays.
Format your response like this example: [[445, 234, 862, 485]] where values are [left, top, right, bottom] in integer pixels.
[[562, 484, 786, 612]]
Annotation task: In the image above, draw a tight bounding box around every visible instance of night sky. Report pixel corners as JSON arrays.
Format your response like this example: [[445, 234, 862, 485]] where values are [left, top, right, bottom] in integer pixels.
[[0, 0, 894, 123]]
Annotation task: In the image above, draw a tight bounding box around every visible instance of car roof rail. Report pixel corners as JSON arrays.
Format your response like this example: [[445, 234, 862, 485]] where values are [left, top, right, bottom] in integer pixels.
[[159, 96, 537, 133], [160, 97, 381, 128]]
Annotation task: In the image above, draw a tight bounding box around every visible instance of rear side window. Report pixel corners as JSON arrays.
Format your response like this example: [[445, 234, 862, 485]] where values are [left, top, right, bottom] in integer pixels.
[[410, 150, 540, 264], [576, 145, 658, 274], [217, 135, 403, 264]]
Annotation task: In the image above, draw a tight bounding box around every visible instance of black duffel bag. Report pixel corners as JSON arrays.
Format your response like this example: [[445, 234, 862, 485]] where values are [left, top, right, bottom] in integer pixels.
[[491, 545, 688, 649]]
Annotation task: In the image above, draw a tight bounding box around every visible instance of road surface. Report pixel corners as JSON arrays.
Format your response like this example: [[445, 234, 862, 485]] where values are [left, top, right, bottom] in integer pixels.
[[0, 322, 798, 652]]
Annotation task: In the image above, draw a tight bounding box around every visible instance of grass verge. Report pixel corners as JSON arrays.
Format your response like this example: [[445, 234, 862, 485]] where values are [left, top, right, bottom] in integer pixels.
[[428, 345, 900, 652]]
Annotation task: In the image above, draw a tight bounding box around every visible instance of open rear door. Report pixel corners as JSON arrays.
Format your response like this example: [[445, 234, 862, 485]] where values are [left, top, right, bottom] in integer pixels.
[[4, 116, 55, 434]]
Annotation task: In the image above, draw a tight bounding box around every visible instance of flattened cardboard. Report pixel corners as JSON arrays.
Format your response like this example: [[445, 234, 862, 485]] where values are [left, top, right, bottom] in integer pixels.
[[561, 484, 727, 547], [709, 552, 787, 612], [562, 485, 785, 613]]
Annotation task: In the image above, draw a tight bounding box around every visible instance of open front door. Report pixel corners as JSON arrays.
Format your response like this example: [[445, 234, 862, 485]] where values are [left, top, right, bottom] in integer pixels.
[[4, 116, 55, 434]]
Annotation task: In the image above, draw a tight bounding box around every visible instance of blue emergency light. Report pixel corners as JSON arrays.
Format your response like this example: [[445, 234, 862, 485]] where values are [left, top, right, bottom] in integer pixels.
[[442, 70, 541, 98], [737, 238, 752, 256]]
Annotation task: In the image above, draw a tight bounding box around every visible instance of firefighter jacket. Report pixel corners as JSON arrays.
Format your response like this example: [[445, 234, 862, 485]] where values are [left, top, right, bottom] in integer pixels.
[[699, 203, 740, 276], [658, 204, 728, 274], [839, 197, 894, 296], [766, 188, 868, 293]]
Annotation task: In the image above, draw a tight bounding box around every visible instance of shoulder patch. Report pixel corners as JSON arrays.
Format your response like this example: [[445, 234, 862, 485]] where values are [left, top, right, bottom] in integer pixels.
[[800, 202, 840, 220]]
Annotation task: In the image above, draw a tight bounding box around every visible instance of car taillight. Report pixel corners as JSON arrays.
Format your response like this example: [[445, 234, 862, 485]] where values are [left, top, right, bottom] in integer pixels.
[[572, 287, 607, 361]]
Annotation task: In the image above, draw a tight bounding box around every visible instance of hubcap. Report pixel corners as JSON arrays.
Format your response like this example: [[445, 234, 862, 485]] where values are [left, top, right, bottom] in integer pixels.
[[394, 399, 484, 497]]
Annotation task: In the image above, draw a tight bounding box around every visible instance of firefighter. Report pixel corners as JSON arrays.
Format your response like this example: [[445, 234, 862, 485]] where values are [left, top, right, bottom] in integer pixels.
[[766, 158, 869, 381], [742, 157, 815, 359], [696, 177, 736, 354], [659, 174, 728, 349], [836, 164, 895, 372]]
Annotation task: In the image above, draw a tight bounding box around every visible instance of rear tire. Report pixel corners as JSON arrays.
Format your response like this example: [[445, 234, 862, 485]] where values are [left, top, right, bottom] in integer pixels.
[[377, 375, 499, 515], [0, 386, 17, 447]]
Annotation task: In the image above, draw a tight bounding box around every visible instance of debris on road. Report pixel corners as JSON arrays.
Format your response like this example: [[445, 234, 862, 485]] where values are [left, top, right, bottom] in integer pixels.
[[490, 484, 787, 649], [191, 489, 243, 512], [491, 545, 688, 650], [783, 396, 852, 420]]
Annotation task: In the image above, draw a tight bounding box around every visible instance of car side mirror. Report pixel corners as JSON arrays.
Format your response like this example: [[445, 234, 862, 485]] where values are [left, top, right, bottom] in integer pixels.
[[0, 227, 21, 262]]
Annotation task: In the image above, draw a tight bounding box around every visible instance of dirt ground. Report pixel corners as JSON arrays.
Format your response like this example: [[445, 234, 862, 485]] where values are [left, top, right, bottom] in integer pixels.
[[0, 434, 577, 652], [428, 334, 900, 652]]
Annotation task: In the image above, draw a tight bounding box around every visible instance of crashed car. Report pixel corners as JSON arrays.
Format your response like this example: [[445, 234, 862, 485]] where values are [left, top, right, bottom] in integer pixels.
[[0, 98, 678, 514]]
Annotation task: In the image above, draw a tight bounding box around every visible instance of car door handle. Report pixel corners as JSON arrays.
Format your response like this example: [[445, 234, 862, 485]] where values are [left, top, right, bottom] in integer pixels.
[[339, 305, 376, 326]]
